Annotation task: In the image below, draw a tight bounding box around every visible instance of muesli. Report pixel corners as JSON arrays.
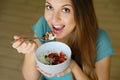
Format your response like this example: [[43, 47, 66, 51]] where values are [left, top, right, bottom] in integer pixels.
[[39, 51, 67, 65]]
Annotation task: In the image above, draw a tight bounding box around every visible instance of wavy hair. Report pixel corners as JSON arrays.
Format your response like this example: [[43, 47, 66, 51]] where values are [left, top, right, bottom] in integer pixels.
[[68, 0, 99, 80]]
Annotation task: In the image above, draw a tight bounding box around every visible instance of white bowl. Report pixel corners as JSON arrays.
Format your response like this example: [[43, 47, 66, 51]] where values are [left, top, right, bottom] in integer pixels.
[[35, 41, 71, 74]]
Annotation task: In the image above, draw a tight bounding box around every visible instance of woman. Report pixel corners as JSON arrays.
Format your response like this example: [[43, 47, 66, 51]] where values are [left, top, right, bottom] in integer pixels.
[[12, 0, 114, 80]]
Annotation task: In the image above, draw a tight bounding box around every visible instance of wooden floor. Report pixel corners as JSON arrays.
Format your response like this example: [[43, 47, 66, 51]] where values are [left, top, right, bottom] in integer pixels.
[[0, 0, 120, 80]]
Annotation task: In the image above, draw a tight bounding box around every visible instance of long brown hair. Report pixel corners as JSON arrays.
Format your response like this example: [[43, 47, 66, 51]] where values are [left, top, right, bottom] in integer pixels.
[[68, 0, 99, 80]]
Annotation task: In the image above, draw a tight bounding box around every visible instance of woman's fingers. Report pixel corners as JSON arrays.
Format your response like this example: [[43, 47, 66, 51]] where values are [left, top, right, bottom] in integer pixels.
[[16, 41, 28, 53], [12, 38, 24, 49], [56, 59, 74, 77], [56, 66, 71, 77], [36, 65, 55, 77], [21, 40, 37, 54], [21, 42, 31, 53], [13, 35, 22, 40], [12, 35, 38, 54]]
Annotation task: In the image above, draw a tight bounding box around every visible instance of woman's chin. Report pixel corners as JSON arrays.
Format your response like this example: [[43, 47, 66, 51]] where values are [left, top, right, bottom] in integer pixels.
[[56, 36, 63, 39]]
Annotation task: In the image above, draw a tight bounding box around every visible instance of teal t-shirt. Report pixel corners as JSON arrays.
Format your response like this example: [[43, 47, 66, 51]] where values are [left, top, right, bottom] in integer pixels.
[[32, 16, 114, 80]]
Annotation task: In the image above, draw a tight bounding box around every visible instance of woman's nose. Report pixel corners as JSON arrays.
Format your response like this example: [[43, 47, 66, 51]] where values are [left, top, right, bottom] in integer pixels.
[[52, 12, 61, 23]]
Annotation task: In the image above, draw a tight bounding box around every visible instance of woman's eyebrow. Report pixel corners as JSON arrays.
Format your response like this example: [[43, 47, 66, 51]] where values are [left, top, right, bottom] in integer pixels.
[[45, 1, 73, 8], [62, 4, 73, 7]]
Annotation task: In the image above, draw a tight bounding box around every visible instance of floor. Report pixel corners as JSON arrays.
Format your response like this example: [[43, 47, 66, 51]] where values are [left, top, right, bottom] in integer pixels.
[[0, 0, 120, 80]]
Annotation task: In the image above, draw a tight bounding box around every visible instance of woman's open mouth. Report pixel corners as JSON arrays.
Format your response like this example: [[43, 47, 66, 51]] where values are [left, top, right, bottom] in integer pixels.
[[52, 25, 65, 34]]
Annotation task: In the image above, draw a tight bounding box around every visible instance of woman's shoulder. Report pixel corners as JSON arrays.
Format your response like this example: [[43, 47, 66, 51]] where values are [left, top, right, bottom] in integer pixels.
[[97, 28, 111, 44], [97, 29, 113, 46], [34, 16, 46, 27], [96, 28, 114, 61], [98, 29, 109, 38], [32, 16, 51, 31]]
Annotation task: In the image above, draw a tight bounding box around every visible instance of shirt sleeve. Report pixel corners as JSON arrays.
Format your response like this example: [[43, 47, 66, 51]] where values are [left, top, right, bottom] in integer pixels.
[[96, 29, 115, 62]]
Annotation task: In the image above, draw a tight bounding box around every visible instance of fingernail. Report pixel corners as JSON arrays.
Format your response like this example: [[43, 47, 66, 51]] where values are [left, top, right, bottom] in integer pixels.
[[57, 73, 63, 77]]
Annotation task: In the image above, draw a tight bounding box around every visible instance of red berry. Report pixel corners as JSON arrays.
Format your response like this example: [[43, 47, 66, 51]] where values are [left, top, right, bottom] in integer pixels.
[[44, 36, 49, 40], [48, 53, 54, 58], [47, 52, 67, 65], [53, 52, 59, 57], [60, 52, 66, 57], [59, 57, 66, 63]]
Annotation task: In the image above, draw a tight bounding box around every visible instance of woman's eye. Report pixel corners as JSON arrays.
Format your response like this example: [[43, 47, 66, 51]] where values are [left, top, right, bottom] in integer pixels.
[[46, 5, 52, 10], [62, 8, 70, 13]]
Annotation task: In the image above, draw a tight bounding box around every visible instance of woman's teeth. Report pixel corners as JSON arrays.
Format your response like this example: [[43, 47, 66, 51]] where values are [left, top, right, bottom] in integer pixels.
[[53, 25, 64, 30], [52, 25, 65, 34]]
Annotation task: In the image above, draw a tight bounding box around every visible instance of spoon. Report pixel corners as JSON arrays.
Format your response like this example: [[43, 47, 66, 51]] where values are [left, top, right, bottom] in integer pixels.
[[11, 37, 40, 44], [11, 32, 56, 44]]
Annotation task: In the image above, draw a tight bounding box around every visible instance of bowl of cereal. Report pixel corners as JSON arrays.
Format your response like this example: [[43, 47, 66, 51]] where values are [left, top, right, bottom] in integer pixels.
[[35, 41, 71, 74]]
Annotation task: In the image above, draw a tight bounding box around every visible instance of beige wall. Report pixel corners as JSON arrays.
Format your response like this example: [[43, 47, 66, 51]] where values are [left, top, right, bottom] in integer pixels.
[[0, 0, 119, 80]]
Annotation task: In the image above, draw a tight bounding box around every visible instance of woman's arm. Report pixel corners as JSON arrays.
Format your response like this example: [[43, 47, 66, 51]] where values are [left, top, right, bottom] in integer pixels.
[[71, 56, 111, 80], [22, 50, 40, 80], [22, 36, 42, 80], [12, 35, 41, 80], [71, 60, 89, 80], [95, 57, 111, 80]]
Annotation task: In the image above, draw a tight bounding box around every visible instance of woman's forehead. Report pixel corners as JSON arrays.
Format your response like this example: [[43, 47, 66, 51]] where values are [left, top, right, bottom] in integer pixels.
[[45, 0, 72, 5]]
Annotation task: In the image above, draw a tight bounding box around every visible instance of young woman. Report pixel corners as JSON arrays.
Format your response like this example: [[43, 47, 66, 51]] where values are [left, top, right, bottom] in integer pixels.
[[12, 0, 114, 80]]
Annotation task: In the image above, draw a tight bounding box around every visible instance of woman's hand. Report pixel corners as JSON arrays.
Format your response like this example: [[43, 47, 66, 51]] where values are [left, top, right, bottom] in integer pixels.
[[36, 65, 55, 77], [12, 35, 38, 54], [56, 59, 76, 77]]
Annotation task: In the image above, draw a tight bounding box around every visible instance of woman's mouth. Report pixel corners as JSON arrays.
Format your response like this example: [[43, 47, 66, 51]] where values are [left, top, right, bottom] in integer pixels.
[[52, 25, 65, 34]]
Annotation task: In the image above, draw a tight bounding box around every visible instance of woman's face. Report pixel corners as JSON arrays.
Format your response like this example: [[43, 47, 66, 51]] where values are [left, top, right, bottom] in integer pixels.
[[45, 0, 76, 39]]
